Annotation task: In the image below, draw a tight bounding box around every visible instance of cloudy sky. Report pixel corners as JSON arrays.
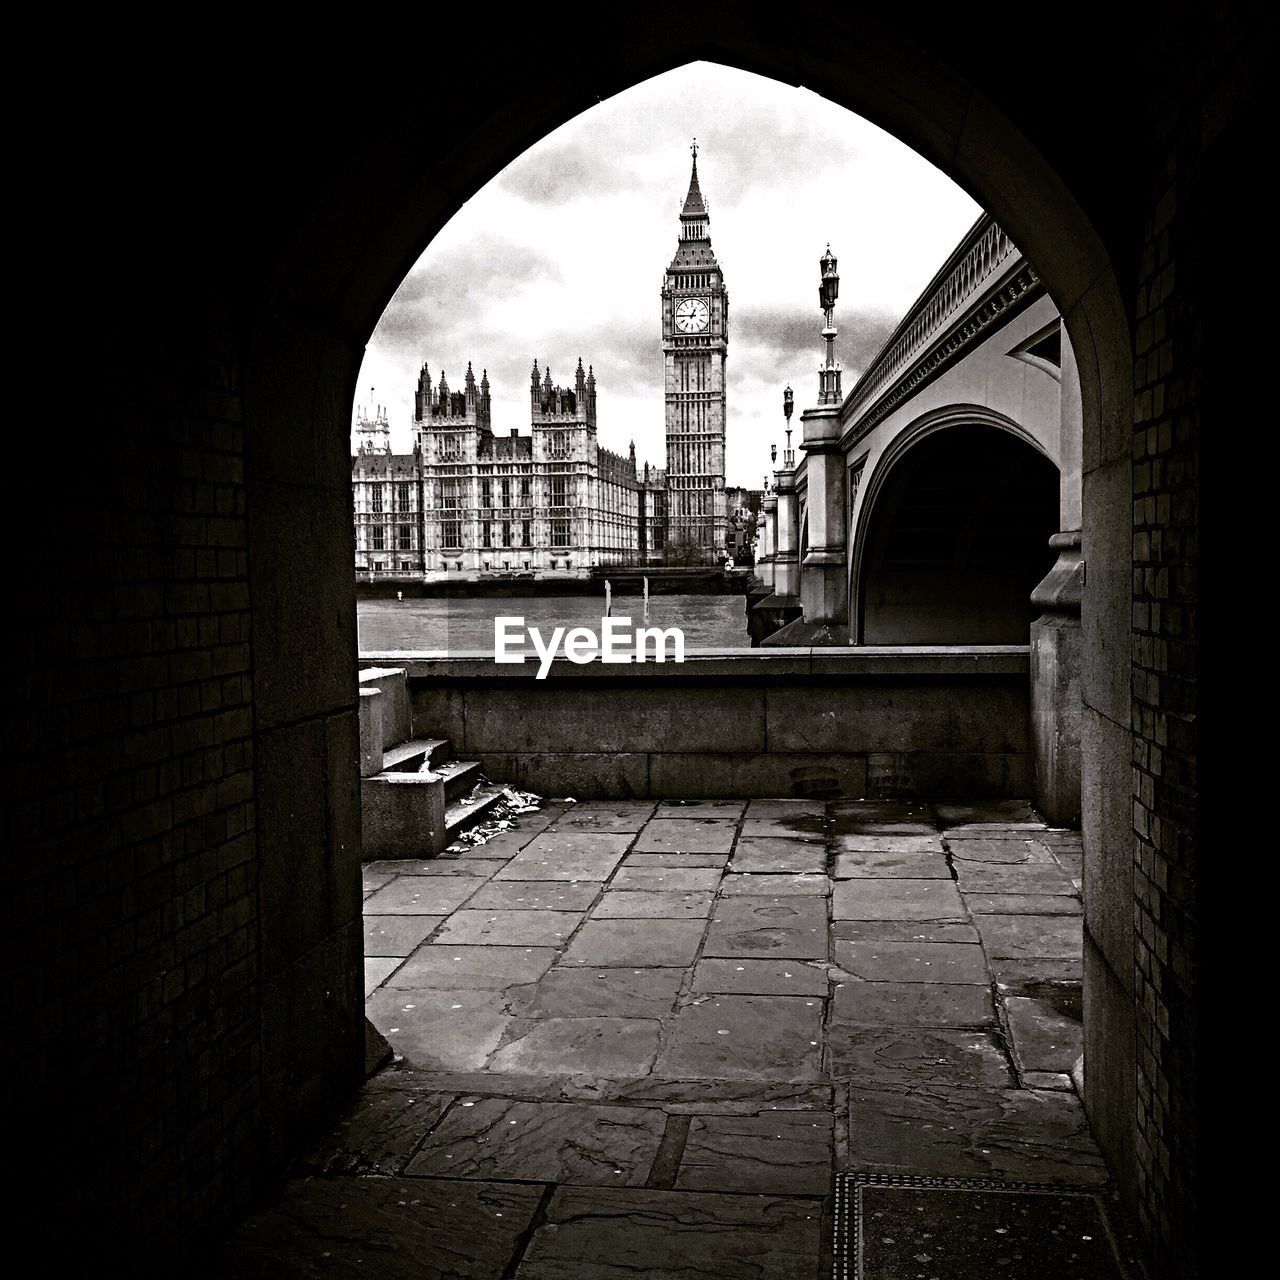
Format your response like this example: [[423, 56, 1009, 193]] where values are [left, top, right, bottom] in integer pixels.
[[354, 62, 980, 487]]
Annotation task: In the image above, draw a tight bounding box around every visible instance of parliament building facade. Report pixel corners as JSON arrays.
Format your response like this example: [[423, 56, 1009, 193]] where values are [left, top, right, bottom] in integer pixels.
[[352, 150, 739, 577]]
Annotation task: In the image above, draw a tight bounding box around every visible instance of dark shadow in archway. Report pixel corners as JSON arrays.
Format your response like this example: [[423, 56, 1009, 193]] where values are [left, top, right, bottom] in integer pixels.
[[859, 425, 1058, 643]]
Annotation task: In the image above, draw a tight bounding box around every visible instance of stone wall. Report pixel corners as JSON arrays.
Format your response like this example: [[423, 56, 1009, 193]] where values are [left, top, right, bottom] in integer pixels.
[[390, 650, 1032, 800]]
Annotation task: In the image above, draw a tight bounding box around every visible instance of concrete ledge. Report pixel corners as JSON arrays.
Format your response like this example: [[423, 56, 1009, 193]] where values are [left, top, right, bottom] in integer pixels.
[[371, 647, 1031, 801], [361, 645, 1030, 681]]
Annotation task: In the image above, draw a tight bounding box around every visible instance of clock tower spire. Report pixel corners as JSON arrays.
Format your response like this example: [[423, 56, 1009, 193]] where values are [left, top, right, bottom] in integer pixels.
[[662, 141, 728, 558]]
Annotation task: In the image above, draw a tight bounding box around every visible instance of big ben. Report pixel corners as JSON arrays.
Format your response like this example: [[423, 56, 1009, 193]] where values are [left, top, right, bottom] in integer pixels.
[[662, 140, 727, 557]]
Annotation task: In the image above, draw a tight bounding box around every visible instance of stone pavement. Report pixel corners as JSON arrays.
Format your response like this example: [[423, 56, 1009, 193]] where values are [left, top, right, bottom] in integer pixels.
[[217, 798, 1106, 1278]]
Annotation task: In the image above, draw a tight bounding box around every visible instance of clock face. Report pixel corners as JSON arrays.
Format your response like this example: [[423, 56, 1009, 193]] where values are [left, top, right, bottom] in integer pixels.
[[674, 297, 711, 333]]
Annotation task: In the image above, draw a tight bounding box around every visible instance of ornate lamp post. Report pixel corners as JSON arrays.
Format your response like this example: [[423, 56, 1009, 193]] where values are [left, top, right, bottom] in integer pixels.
[[818, 246, 842, 406], [783, 385, 796, 466]]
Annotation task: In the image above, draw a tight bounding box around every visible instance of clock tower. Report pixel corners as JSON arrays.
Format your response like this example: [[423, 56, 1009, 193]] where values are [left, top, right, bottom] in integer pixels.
[[662, 140, 728, 557]]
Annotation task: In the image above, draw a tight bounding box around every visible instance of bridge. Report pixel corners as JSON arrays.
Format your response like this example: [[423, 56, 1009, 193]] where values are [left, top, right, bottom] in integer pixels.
[[753, 213, 1082, 823]]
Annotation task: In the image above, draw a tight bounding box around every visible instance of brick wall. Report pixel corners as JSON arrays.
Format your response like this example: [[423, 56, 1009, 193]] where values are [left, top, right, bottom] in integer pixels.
[[1128, 6, 1256, 1271], [4, 318, 264, 1261]]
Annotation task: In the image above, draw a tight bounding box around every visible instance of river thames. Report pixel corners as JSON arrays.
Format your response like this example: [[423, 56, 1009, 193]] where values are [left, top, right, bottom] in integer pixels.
[[356, 593, 748, 653]]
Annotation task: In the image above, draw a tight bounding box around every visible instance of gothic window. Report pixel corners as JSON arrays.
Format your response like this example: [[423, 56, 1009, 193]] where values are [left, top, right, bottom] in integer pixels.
[[481, 479, 492, 508], [502, 520, 511, 547], [521, 519, 531, 546], [398, 525, 412, 550], [396, 482, 411, 512], [551, 518, 570, 547], [371, 484, 384, 514], [521, 476, 531, 505], [501, 478, 511, 508], [371, 525, 385, 550], [482, 521, 491, 547], [551, 475, 567, 507], [442, 521, 462, 550]]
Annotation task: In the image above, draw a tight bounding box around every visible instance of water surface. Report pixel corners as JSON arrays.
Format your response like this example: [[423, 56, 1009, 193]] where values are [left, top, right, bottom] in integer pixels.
[[357, 592, 747, 654]]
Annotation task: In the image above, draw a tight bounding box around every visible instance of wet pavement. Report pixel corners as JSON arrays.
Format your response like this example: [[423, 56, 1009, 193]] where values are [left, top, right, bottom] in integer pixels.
[[217, 798, 1121, 1278]]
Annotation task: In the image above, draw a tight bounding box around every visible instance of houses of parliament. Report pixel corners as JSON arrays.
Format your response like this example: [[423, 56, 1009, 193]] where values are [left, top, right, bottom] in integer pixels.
[[352, 147, 754, 576]]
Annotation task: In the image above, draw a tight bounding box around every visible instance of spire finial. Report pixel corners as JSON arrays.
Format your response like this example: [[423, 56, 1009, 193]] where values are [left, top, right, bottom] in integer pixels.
[[691, 137, 698, 163]]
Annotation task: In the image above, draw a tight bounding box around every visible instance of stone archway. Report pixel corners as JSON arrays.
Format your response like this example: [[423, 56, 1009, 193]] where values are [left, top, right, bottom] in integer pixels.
[[242, 17, 1136, 1257]]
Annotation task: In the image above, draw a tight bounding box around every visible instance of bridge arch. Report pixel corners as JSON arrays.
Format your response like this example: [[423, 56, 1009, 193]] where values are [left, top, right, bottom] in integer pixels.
[[848, 404, 1058, 643], [851, 411, 1059, 643]]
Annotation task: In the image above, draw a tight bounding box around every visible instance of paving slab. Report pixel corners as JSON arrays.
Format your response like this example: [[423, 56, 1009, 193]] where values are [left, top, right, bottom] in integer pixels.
[[656, 996, 824, 1080], [934, 800, 1040, 825], [433, 908, 585, 947], [365, 858, 500, 878], [296, 1087, 454, 1176], [362, 874, 487, 915], [489, 1016, 661, 1076], [745, 798, 827, 817], [948, 836, 1055, 864], [493, 832, 632, 881], [516, 1186, 822, 1280], [388, 944, 557, 990], [833, 919, 982, 945], [365, 955, 404, 995], [1024, 1071, 1075, 1091], [692, 958, 829, 997], [463, 880, 605, 912], [952, 861, 1078, 894], [656, 799, 747, 820], [552, 800, 658, 831], [633, 818, 737, 853], [676, 1111, 833, 1194], [978, 913, 1082, 960], [832, 833, 944, 854], [827, 1027, 1014, 1088], [729, 837, 827, 874], [366, 987, 513, 1070], [832, 878, 966, 921], [830, 800, 937, 832], [404, 1096, 666, 1185], [963, 892, 1081, 915], [510, 967, 686, 1019], [608, 1080, 834, 1113], [609, 865, 723, 892], [363, 870, 394, 896], [993, 957, 1084, 987], [719, 872, 829, 897], [446, 828, 533, 859], [830, 980, 995, 1027], [368, 911, 448, 962], [562, 917, 706, 966], [845, 1080, 1109, 1183], [1005, 993, 1084, 1075], [590, 889, 716, 919], [833, 940, 990, 983], [739, 815, 826, 839], [216, 1176, 543, 1279], [832, 849, 951, 878], [703, 896, 828, 959], [622, 851, 730, 868]]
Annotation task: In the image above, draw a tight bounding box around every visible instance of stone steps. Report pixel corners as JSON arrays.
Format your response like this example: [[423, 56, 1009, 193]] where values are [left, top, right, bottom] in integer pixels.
[[435, 758, 485, 802], [360, 665, 512, 860], [445, 782, 508, 843], [382, 738, 451, 773]]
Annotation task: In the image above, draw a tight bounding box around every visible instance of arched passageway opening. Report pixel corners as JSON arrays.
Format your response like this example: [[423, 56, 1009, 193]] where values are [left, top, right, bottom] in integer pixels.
[[858, 426, 1058, 643], [31, 7, 1230, 1276]]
